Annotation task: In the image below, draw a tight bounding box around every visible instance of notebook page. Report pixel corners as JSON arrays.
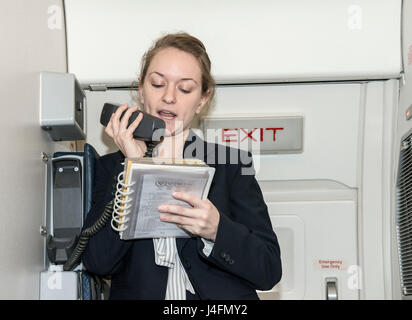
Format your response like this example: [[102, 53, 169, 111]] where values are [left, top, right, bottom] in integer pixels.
[[121, 166, 214, 240]]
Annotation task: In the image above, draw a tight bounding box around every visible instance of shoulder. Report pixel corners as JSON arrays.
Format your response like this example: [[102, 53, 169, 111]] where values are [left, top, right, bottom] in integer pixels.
[[204, 142, 256, 179], [185, 131, 253, 170], [208, 142, 251, 161]]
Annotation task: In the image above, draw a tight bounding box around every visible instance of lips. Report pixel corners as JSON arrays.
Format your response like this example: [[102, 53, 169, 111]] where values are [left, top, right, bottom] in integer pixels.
[[157, 109, 177, 120]]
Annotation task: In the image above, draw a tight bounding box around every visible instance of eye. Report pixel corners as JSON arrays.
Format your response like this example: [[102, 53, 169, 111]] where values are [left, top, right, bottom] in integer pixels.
[[178, 85, 193, 94], [180, 88, 191, 94], [151, 83, 164, 88]]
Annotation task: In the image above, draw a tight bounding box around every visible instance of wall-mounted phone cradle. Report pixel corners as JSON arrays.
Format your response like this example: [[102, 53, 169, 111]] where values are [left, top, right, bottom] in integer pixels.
[[40, 153, 84, 300], [40, 72, 86, 141], [46, 155, 83, 265]]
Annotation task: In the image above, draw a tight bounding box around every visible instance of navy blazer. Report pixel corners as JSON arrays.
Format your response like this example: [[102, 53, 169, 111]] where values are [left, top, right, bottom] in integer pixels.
[[82, 130, 282, 300]]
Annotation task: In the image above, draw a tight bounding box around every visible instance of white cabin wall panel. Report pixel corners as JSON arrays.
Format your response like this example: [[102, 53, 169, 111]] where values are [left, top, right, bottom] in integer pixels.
[[64, 0, 402, 85], [381, 80, 399, 299], [358, 81, 384, 299], [258, 215, 306, 300], [81, 90, 136, 155], [260, 201, 358, 300], [208, 83, 362, 187], [0, 0, 70, 299], [358, 80, 399, 300]]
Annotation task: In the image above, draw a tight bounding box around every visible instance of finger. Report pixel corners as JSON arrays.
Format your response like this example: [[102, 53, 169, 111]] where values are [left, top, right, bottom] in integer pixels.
[[119, 105, 138, 132], [104, 114, 115, 137], [105, 124, 113, 138], [158, 203, 198, 218], [159, 213, 197, 226], [112, 104, 128, 135], [160, 213, 209, 238], [172, 192, 204, 208], [169, 219, 195, 236], [126, 109, 143, 136]]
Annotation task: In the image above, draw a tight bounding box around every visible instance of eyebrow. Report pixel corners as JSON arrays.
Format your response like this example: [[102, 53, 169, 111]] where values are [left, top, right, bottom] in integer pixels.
[[150, 71, 198, 84]]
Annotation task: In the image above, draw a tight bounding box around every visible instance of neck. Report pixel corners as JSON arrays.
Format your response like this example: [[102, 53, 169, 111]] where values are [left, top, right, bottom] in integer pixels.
[[156, 129, 190, 159]]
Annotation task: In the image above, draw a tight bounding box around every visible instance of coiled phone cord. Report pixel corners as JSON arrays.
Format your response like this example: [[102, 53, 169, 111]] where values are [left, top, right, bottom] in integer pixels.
[[63, 141, 156, 271], [144, 141, 155, 157], [63, 200, 114, 271]]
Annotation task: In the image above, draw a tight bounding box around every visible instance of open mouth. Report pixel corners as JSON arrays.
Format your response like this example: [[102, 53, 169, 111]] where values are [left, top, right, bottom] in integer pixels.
[[157, 110, 177, 121]]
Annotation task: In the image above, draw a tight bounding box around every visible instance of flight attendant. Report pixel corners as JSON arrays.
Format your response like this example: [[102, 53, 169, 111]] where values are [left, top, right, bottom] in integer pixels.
[[82, 32, 282, 300]]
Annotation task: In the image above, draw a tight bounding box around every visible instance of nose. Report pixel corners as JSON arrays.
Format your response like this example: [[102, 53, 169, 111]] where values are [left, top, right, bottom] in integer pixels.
[[162, 84, 176, 104]]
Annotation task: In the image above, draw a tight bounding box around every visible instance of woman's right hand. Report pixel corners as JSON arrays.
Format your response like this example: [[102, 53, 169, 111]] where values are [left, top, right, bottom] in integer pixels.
[[104, 104, 147, 158]]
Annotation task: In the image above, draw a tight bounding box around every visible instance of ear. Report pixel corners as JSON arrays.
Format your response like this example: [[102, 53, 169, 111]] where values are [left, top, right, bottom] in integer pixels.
[[195, 91, 210, 115]]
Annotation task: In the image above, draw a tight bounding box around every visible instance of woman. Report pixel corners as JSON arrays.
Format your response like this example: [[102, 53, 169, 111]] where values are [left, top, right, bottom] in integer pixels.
[[82, 32, 282, 300]]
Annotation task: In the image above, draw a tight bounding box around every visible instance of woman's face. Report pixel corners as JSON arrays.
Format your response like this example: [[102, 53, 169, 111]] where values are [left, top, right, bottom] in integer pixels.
[[139, 47, 209, 136]]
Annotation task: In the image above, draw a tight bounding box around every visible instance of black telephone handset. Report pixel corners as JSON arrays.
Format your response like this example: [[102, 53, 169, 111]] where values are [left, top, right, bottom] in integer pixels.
[[100, 103, 165, 142]]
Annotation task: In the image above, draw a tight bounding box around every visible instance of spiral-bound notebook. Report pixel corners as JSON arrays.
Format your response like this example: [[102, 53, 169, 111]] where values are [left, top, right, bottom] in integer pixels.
[[111, 157, 215, 240]]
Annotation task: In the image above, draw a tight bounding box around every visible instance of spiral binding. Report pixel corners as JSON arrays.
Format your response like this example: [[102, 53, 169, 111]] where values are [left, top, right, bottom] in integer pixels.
[[111, 171, 135, 235]]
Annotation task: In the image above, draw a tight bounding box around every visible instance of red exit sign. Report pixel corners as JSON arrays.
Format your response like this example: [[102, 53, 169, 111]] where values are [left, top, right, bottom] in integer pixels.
[[202, 115, 303, 154], [222, 128, 284, 142]]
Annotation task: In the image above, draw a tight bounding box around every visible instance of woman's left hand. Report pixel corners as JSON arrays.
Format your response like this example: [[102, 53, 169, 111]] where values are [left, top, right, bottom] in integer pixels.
[[158, 192, 220, 242]]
